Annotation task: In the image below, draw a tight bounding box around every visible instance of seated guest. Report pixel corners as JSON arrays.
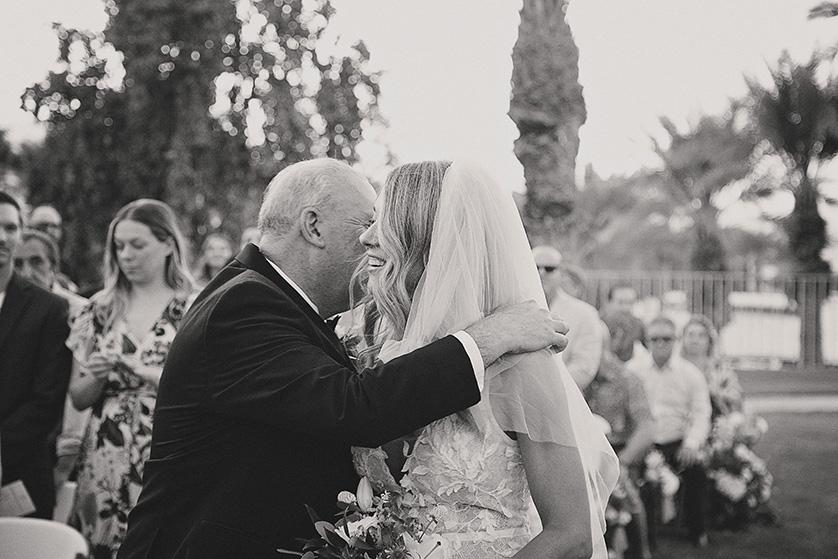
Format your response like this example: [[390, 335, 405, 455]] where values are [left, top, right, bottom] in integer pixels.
[[0, 191, 73, 519], [632, 316, 712, 548], [680, 315, 775, 529], [532, 245, 603, 389], [680, 315, 742, 418], [585, 321, 655, 559], [601, 283, 647, 364]]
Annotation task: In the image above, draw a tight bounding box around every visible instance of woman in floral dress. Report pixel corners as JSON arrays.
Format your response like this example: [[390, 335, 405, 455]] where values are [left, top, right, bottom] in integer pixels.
[[680, 314, 775, 528], [680, 315, 743, 418], [67, 199, 196, 558]]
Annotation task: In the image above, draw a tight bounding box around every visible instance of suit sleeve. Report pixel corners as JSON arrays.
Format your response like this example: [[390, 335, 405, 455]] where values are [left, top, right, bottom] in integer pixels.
[[201, 281, 480, 447], [0, 297, 73, 446]]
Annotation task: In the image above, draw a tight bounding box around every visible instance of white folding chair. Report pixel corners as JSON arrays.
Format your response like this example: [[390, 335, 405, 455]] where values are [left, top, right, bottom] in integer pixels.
[[0, 517, 89, 559]]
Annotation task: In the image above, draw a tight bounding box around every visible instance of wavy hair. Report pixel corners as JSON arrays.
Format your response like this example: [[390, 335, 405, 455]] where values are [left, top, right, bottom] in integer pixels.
[[95, 199, 195, 331], [353, 161, 450, 358]]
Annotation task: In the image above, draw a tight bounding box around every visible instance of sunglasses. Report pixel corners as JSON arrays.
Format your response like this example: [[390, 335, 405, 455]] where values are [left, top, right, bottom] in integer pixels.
[[537, 265, 557, 273], [649, 336, 675, 343]]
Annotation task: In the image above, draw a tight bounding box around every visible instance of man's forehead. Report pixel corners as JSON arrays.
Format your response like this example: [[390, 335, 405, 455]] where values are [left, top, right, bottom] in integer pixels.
[[648, 323, 675, 335], [0, 203, 21, 223]]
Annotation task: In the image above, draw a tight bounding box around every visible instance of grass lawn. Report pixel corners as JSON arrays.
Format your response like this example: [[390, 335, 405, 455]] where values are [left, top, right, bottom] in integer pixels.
[[651, 412, 838, 559]]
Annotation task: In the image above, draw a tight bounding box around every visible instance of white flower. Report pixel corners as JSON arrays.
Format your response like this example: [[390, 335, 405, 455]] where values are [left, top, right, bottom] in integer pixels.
[[715, 472, 747, 502], [356, 476, 373, 512], [345, 515, 379, 538], [337, 491, 356, 505]]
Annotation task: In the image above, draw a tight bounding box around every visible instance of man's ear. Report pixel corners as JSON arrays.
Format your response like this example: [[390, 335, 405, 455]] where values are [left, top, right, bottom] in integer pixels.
[[299, 207, 326, 248]]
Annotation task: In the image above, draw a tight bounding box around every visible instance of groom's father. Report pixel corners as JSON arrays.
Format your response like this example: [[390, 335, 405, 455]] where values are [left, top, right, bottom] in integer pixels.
[[118, 159, 567, 559]]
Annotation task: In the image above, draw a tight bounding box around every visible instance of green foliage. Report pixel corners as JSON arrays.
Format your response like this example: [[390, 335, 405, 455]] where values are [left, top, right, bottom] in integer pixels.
[[21, 0, 384, 291]]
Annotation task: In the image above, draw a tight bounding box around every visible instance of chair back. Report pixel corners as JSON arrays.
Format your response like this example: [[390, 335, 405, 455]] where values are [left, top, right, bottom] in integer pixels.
[[0, 517, 89, 559]]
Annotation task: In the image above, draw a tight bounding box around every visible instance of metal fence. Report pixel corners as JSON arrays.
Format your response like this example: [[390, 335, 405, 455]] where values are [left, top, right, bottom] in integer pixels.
[[577, 271, 838, 368]]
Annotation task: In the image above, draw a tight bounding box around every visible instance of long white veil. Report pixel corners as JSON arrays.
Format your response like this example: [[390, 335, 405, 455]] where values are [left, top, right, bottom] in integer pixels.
[[378, 160, 619, 557]]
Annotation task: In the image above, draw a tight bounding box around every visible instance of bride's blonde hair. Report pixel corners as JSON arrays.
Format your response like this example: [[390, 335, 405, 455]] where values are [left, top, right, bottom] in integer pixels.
[[352, 161, 450, 360]]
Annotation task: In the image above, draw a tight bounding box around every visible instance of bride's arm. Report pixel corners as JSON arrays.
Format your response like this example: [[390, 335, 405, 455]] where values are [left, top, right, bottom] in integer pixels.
[[513, 435, 593, 559]]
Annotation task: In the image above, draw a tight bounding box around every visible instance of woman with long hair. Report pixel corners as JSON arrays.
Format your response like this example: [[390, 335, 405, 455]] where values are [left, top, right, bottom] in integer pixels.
[[67, 199, 197, 558], [351, 161, 618, 558], [680, 315, 743, 418], [192, 232, 234, 286]]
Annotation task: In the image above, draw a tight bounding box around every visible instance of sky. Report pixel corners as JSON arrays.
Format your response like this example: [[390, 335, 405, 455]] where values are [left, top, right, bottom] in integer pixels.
[[2, 0, 838, 263]]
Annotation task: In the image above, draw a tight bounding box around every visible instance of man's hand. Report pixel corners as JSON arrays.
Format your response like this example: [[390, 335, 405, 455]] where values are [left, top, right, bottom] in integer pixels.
[[465, 300, 569, 367]]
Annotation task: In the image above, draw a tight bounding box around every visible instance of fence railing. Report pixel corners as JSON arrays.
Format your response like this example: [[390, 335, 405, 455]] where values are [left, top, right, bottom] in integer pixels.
[[577, 271, 838, 368]]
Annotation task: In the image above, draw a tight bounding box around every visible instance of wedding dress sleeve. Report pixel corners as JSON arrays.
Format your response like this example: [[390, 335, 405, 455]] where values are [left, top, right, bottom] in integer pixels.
[[378, 160, 619, 558]]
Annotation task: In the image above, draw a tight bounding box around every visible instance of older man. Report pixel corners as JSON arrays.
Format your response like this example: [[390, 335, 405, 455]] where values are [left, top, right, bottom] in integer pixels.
[[119, 159, 568, 559], [532, 245, 603, 389], [633, 316, 712, 548]]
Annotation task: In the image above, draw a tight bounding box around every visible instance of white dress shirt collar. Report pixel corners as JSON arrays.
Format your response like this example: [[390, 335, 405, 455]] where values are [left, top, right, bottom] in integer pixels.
[[262, 254, 319, 315]]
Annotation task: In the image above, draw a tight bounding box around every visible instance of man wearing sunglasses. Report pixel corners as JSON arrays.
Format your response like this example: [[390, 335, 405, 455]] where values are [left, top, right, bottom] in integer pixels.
[[634, 316, 712, 548], [532, 245, 604, 390]]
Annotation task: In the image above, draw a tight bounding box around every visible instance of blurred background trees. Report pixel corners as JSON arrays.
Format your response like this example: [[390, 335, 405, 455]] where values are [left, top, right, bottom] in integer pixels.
[[19, 0, 384, 291]]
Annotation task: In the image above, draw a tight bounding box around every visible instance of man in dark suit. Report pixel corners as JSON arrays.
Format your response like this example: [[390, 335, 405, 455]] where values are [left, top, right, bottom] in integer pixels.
[[0, 191, 73, 518], [119, 159, 567, 559]]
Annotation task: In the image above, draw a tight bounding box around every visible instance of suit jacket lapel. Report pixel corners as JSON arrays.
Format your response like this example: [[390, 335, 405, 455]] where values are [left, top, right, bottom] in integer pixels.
[[0, 274, 30, 353], [234, 244, 353, 367]]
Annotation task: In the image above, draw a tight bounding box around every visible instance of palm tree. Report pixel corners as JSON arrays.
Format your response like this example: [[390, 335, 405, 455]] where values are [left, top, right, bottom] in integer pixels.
[[509, 0, 585, 245], [748, 51, 838, 364], [809, 2, 838, 19], [654, 110, 756, 272]]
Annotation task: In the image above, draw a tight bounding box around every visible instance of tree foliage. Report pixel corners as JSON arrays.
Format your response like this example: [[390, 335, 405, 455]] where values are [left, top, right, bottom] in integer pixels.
[[746, 51, 838, 274], [654, 110, 756, 271], [21, 0, 384, 291]]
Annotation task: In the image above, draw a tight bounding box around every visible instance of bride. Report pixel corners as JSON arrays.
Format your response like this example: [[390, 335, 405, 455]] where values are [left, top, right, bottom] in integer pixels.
[[350, 161, 619, 558]]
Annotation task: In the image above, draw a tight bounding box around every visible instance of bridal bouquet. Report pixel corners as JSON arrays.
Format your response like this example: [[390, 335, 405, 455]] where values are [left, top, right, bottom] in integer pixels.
[[296, 477, 442, 559], [704, 412, 774, 528]]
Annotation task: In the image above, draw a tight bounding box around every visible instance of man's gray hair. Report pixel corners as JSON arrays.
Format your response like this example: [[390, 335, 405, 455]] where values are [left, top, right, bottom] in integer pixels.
[[258, 159, 360, 236]]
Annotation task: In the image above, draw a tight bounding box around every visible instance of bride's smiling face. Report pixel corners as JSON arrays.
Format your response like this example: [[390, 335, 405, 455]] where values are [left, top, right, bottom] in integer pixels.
[[359, 192, 386, 275]]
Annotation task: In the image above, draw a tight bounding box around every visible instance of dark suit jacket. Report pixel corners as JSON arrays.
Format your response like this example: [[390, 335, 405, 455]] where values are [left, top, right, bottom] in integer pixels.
[[0, 272, 72, 518], [118, 244, 480, 559]]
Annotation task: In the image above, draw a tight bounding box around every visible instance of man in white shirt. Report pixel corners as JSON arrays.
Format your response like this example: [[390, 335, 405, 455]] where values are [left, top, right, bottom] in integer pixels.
[[634, 316, 712, 548], [532, 245, 603, 389]]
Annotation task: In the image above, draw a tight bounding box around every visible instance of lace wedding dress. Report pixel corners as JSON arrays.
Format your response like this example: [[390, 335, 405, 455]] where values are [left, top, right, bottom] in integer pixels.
[[353, 400, 532, 558], [353, 160, 618, 559]]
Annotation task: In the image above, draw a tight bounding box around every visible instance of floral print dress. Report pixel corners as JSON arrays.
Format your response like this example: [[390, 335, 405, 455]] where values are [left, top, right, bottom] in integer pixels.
[[66, 295, 192, 559]]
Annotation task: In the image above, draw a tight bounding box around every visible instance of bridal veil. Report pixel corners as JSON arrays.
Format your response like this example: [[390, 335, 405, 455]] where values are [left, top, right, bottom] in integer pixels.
[[378, 160, 619, 558]]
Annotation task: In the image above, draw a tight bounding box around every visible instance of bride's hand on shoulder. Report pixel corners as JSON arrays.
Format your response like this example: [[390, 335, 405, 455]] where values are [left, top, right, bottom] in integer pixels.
[[465, 301, 569, 366]]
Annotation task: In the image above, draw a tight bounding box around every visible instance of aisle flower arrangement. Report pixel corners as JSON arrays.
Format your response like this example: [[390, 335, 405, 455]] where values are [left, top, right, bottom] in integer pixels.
[[296, 477, 442, 559], [642, 450, 681, 524], [704, 411, 774, 528]]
